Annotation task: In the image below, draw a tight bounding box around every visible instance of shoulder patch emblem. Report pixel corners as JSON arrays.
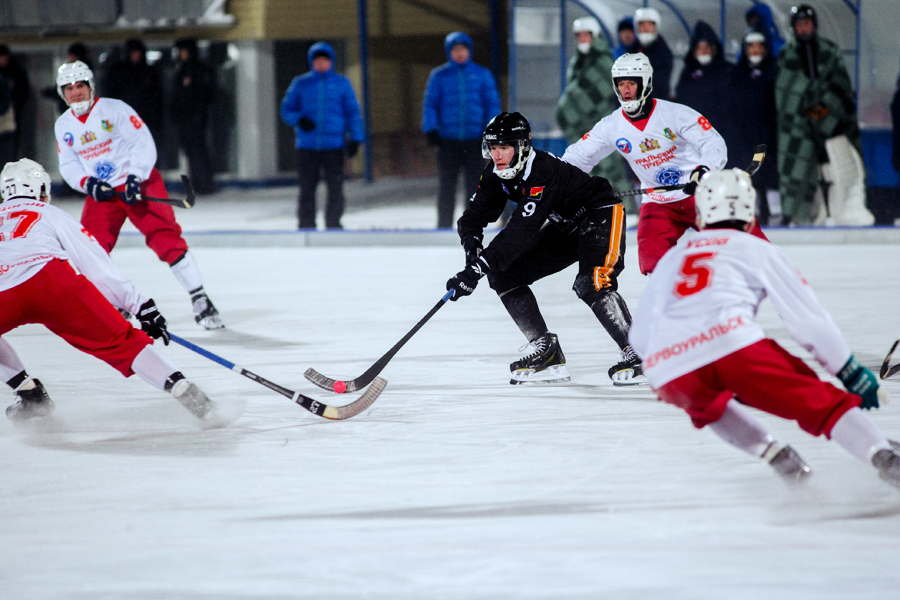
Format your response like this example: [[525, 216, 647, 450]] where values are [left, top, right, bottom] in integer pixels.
[[529, 186, 544, 199]]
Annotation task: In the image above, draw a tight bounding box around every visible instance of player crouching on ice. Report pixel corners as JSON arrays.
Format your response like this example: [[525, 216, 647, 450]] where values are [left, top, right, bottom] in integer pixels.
[[0, 159, 219, 424], [629, 169, 899, 488], [446, 112, 646, 386]]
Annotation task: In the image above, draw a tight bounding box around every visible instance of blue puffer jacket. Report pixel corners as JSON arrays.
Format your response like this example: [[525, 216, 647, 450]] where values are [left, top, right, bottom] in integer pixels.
[[280, 42, 365, 151], [421, 32, 501, 141]]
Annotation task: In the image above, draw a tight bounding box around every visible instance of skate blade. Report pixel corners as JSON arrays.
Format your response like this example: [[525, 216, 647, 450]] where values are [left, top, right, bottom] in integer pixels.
[[510, 365, 570, 385], [611, 370, 649, 387], [197, 314, 225, 329]]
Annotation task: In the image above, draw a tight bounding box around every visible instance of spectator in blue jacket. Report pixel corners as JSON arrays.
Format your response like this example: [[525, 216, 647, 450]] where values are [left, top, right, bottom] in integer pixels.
[[280, 42, 364, 229], [613, 17, 637, 59], [422, 32, 501, 228]]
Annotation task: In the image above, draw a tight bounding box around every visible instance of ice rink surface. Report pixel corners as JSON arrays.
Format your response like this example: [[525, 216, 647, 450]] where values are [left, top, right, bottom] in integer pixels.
[[2, 189, 900, 599]]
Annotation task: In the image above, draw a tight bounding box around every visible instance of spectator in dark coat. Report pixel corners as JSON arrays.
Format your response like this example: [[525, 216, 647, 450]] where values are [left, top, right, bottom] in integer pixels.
[[613, 17, 637, 60], [675, 21, 734, 136], [725, 30, 781, 225], [0, 73, 13, 166], [633, 7, 673, 100], [171, 38, 216, 195], [892, 62, 900, 176], [0, 45, 31, 158], [104, 39, 165, 150]]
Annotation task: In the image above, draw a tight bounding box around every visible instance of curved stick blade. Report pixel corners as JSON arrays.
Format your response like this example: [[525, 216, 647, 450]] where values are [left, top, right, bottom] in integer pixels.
[[321, 377, 387, 420]]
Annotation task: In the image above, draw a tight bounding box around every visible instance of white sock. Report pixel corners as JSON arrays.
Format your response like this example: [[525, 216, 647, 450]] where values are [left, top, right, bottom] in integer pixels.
[[169, 251, 204, 295], [131, 345, 181, 391], [830, 407, 891, 463], [0, 337, 26, 383], [708, 399, 776, 458]]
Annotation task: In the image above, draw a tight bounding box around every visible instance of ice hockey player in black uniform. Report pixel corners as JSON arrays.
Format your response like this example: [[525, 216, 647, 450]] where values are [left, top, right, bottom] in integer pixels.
[[446, 112, 646, 386]]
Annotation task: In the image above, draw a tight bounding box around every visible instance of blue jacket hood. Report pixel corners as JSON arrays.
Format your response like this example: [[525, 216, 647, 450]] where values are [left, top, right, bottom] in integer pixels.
[[444, 32, 473, 61], [307, 42, 336, 70]]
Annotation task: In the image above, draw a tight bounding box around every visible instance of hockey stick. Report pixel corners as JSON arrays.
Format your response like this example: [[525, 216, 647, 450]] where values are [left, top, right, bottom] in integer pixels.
[[169, 333, 385, 419], [305, 289, 455, 394], [614, 144, 767, 198], [120, 175, 196, 209], [881, 339, 900, 380]]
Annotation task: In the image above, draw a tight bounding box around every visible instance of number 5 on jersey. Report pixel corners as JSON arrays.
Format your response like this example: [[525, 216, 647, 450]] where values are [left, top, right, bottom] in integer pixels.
[[674, 251, 716, 297]]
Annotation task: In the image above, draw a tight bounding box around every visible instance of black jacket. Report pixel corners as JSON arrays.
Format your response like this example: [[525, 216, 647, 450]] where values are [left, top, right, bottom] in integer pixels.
[[171, 58, 216, 122], [675, 21, 734, 137], [635, 36, 673, 101], [104, 59, 164, 131], [457, 150, 618, 272], [724, 52, 779, 188], [892, 67, 900, 173]]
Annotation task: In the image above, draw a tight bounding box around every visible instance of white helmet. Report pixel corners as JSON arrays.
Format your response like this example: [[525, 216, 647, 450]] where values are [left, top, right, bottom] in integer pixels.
[[634, 7, 661, 26], [694, 169, 756, 228], [56, 60, 95, 116], [1, 159, 52, 204], [634, 7, 661, 45], [573, 16, 601, 38], [611, 53, 654, 116]]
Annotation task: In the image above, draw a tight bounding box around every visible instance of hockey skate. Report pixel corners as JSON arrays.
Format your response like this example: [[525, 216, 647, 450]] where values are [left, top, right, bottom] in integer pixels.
[[764, 443, 812, 484], [608, 346, 648, 386], [6, 378, 54, 422], [871, 448, 900, 490], [509, 333, 570, 385], [171, 379, 214, 420], [191, 292, 224, 329]]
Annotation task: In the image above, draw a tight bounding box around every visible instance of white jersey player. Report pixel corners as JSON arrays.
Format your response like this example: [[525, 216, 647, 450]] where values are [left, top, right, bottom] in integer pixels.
[[54, 60, 224, 329], [628, 169, 899, 488], [0, 159, 219, 424], [561, 53, 768, 274]]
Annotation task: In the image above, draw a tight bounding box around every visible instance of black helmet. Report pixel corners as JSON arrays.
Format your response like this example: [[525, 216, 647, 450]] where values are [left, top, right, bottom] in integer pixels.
[[482, 112, 532, 180], [790, 4, 817, 28]]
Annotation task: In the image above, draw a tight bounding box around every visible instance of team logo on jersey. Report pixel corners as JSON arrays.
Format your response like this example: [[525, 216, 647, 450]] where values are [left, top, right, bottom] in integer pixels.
[[581, 132, 590, 141], [529, 186, 545, 200], [101, 120, 114, 132], [63, 133, 74, 147], [80, 131, 97, 145], [663, 128, 676, 141], [615, 138, 632, 154], [501, 183, 510, 195], [95, 162, 115, 181], [654, 166, 683, 186], [639, 138, 661, 153]]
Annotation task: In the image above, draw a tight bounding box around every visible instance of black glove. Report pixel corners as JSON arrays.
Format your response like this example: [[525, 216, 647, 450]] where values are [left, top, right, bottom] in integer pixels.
[[85, 177, 117, 202], [425, 130, 440, 147], [462, 235, 483, 264], [298, 116, 316, 131], [446, 256, 488, 301], [137, 299, 170, 345], [346, 140, 360, 158], [682, 165, 710, 196], [837, 354, 884, 410], [123, 174, 142, 205]]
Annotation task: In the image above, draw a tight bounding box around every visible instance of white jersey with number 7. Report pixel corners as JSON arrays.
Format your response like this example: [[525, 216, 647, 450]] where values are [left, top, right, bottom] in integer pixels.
[[628, 228, 851, 388], [561, 99, 727, 204]]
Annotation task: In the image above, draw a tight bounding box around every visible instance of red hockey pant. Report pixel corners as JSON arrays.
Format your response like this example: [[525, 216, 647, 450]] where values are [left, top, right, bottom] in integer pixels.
[[657, 338, 860, 438], [0, 259, 152, 376], [637, 197, 768, 275], [80, 167, 188, 264]]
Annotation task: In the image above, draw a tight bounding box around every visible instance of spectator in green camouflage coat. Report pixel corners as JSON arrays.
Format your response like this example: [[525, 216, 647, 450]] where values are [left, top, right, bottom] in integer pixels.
[[555, 17, 632, 210], [775, 4, 862, 224]]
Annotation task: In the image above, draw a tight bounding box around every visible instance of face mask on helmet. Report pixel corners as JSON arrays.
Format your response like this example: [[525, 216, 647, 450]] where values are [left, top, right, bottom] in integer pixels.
[[56, 60, 95, 117], [611, 54, 654, 118], [1, 159, 52, 204], [482, 113, 533, 180]]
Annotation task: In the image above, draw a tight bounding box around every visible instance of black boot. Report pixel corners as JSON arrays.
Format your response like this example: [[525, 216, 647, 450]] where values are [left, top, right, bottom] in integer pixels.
[[6, 379, 54, 421]]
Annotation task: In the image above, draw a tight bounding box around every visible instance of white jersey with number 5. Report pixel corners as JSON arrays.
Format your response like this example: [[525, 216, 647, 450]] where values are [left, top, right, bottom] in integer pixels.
[[561, 99, 727, 204], [54, 97, 157, 193], [628, 228, 851, 388], [0, 198, 146, 313]]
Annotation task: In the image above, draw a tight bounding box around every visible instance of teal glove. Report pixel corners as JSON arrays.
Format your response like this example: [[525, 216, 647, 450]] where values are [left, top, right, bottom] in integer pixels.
[[838, 355, 885, 410]]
